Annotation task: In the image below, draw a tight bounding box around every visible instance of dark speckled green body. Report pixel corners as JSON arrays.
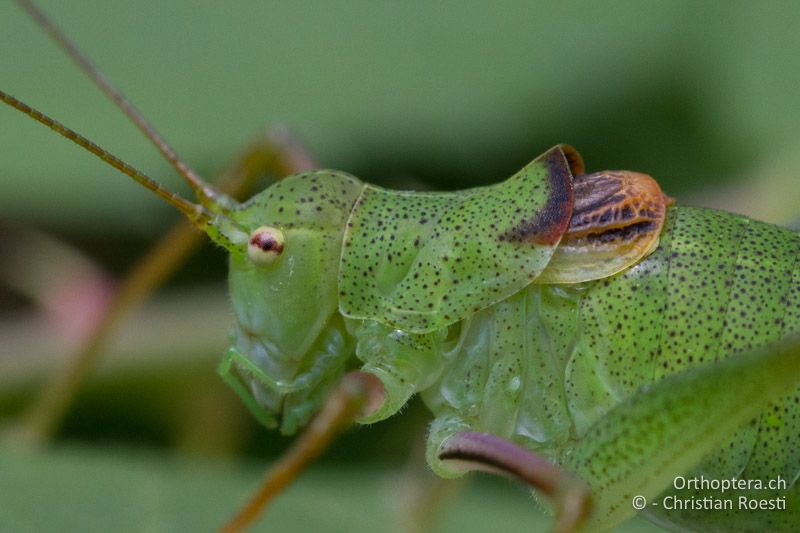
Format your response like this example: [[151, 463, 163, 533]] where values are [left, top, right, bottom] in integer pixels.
[[221, 147, 577, 430], [339, 146, 573, 333], [422, 207, 799, 531], [216, 145, 799, 532]]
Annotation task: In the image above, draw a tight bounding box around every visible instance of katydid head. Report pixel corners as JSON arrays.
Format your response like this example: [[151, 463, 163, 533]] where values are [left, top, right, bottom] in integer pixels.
[[221, 172, 364, 433]]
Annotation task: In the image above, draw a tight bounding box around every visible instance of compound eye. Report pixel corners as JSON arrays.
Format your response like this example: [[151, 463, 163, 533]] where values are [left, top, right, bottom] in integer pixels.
[[247, 226, 285, 267]]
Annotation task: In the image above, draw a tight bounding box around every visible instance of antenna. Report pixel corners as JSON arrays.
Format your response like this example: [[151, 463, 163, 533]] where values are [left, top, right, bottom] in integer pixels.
[[14, 0, 223, 207], [0, 89, 212, 228]]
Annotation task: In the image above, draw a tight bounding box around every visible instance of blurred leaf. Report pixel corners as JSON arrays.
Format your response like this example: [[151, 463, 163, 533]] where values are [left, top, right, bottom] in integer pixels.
[[0, 446, 661, 532], [692, 142, 800, 226], [0, 287, 229, 387]]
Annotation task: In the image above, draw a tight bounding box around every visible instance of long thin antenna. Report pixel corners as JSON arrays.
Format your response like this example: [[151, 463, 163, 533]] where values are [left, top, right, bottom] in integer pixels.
[[14, 0, 222, 206], [0, 89, 211, 227]]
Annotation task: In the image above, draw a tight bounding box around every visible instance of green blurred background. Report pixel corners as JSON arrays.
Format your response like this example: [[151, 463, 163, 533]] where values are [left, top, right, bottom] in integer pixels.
[[1, 1, 798, 531]]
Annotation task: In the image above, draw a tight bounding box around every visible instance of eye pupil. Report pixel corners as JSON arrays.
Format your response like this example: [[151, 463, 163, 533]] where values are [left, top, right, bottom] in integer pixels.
[[247, 226, 285, 266], [251, 234, 275, 251], [249, 232, 283, 253]]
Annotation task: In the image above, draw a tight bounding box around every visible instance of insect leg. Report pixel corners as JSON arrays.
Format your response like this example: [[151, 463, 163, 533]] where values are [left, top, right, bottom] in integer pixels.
[[434, 429, 591, 533], [219, 370, 386, 533], [10, 127, 317, 446]]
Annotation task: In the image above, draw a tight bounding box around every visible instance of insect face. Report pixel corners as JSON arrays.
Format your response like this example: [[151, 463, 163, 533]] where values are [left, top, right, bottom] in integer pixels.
[[221, 171, 364, 433]]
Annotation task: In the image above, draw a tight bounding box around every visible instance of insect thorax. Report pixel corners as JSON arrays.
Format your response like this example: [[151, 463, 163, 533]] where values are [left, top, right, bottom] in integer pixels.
[[223, 173, 799, 529]]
